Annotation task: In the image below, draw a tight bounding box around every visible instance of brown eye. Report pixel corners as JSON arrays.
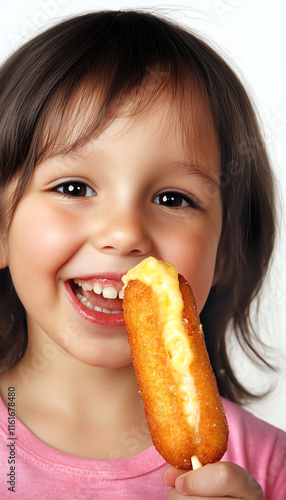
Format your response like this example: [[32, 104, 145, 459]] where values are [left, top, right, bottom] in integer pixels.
[[153, 192, 201, 210], [54, 182, 95, 197], [158, 193, 185, 207]]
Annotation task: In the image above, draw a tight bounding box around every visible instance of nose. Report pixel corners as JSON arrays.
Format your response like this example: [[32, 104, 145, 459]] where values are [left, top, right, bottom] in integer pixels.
[[91, 205, 152, 257]]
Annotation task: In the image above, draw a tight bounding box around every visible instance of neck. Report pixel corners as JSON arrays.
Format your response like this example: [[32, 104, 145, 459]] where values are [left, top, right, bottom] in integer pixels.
[[0, 342, 153, 459], [6, 345, 141, 422]]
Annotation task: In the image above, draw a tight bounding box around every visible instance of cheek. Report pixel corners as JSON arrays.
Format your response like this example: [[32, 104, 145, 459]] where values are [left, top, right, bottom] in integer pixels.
[[161, 224, 221, 313], [188, 242, 219, 312], [7, 201, 79, 284]]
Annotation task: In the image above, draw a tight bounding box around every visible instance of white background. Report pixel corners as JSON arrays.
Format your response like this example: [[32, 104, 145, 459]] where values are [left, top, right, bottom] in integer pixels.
[[0, 0, 285, 431]]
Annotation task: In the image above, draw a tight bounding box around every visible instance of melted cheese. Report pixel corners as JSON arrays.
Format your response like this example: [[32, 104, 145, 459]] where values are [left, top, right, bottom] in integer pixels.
[[123, 257, 199, 427]]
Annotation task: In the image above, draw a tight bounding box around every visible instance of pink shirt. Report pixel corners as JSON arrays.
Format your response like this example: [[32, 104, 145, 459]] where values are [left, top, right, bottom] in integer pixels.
[[0, 395, 285, 499]]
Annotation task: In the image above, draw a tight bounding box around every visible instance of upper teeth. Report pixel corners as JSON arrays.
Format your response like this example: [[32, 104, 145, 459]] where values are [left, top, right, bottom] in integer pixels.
[[73, 279, 124, 299]]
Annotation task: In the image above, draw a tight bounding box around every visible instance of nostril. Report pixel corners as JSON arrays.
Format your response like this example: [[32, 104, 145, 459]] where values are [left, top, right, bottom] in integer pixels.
[[130, 249, 147, 255], [101, 246, 119, 254], [101, 246, 148, 256], [97, 222, 152, 256]]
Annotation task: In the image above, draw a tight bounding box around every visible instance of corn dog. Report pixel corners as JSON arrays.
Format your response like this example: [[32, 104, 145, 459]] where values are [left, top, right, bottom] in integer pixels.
[[122, 257, 228, 469]]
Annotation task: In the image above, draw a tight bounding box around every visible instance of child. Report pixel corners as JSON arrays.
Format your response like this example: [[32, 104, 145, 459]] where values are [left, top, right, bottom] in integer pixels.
[[0, 10, 285, 499]]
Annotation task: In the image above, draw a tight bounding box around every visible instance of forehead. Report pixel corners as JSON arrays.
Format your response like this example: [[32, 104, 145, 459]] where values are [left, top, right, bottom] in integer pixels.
[[38, 81, 221, 176]]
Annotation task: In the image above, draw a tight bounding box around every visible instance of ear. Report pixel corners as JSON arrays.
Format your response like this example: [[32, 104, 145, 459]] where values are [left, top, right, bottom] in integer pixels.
[[211, 247, 225, 287], [0, 239, 8, 269], [211, 266, 220, 287]]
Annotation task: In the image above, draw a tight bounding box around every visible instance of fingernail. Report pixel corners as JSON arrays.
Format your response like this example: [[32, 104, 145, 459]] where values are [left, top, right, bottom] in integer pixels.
[[163, 467, 172, 486], [175, 477, 185, 494]]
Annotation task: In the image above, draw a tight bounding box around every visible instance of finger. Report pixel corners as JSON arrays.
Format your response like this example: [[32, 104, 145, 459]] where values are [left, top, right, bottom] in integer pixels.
[[163, 465, 187, 487], [174, 462, 263, 499], [167, 487, 231, 500], [167, 490, 228, 500]]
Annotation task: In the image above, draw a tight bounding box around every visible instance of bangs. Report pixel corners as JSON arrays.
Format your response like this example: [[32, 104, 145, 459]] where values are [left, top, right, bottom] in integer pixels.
[[37, 65, 183, 162], [36, 52, 205, 165]]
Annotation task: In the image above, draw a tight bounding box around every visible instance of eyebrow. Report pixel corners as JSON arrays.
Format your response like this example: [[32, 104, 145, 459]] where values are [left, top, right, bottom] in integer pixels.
[[37, 150, 221, 191], [171, 161, 221, 190], [36, 146, 100, 170]]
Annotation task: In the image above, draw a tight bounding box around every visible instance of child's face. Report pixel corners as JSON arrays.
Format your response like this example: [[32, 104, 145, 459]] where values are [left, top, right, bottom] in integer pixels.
[[0, 95, 222, 368]]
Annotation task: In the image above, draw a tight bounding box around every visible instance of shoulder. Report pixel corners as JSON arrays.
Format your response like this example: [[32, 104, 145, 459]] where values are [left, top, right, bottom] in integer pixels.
[[222, 396, 286, 441], [222, 397, 286, 499]]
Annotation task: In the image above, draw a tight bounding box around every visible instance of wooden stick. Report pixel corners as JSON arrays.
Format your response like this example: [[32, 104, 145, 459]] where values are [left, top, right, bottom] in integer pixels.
[[191, 455, 202, 470]]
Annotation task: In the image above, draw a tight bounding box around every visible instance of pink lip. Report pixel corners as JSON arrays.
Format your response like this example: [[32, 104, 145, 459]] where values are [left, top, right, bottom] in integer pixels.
[[65, 280, 126, 327]]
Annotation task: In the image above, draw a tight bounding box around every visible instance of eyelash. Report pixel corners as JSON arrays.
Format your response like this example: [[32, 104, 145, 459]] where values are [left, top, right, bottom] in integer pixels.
[[52, 181, 95, 198], [153, 192, 202, 211], [51, 182, 201, 211]]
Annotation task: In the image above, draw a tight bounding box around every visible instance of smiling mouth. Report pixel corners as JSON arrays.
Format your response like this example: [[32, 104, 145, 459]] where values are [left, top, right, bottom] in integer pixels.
[[70, 278, 124, 315]]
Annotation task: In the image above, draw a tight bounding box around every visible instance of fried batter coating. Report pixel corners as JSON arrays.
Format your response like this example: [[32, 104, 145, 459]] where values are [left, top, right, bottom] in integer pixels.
[[179, 275, 228, 466], [123, 268, 228, 469]]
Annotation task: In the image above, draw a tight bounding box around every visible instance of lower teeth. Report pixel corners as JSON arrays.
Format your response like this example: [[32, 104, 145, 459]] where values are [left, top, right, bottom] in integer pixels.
[[76, 293, 122, 314]]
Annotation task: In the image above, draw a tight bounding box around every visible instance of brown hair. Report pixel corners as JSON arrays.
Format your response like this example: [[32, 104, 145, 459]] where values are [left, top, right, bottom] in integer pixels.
[[0, 10, 275, 402]]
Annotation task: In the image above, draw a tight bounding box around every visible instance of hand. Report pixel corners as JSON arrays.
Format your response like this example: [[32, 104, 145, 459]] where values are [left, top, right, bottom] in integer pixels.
[[163, 462, 264, 499]]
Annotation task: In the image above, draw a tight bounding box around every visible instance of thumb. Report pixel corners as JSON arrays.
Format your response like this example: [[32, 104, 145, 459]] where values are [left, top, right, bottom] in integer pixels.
[[163, 465, 188, 487]]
